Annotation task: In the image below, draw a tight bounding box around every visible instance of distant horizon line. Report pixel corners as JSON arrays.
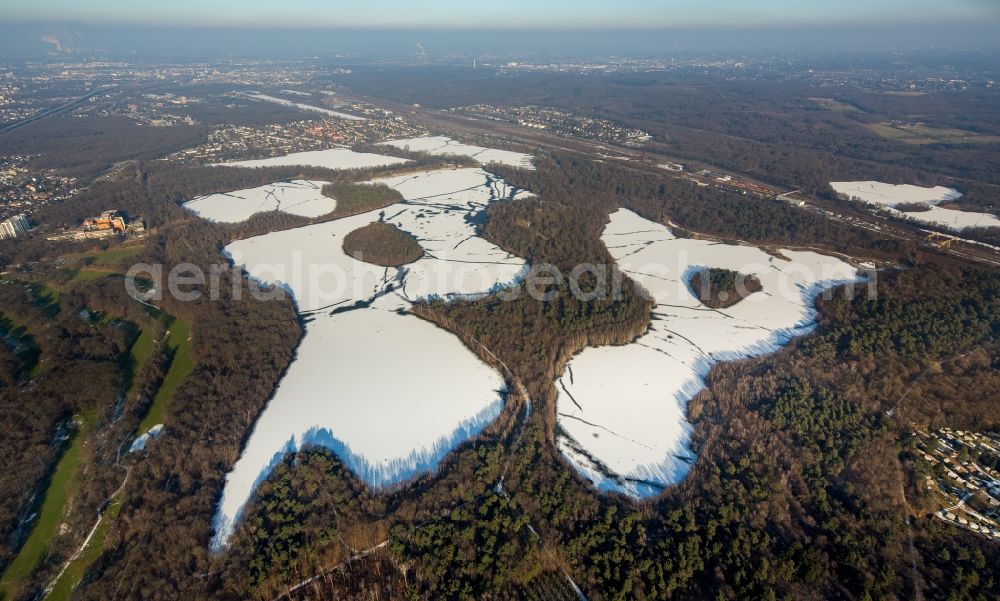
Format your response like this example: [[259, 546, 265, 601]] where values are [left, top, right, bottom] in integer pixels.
[[4, 16, 999, 32]]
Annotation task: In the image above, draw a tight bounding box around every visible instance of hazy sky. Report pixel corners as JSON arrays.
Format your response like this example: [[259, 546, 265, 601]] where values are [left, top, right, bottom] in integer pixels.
[[3, 0, 998, 28]]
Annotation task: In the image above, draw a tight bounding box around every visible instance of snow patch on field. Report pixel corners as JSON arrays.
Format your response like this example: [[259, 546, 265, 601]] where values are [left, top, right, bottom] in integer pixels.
[[830, 181, 1000, 230], [211, 167, 532, 549], [183, 180, 336, 223], [212, 148, 409, 171], [556, 209, 863, 497], [128, 424, 163, 454], [381, 135, 535, 169]]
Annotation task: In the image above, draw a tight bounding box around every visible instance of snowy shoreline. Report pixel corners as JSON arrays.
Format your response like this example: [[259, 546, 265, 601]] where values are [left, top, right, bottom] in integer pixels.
[[830, 180, 1000, 231], [556, 209, 865, 497], [381, 135, 535, 170], [240, 91, 367, 121], [210, 147, 409, 171], [183, 179, 337, 223], [209, 167, 533, 550]]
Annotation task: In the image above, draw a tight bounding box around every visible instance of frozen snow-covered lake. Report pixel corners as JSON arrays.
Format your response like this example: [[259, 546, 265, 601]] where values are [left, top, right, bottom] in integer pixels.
[[211, 167, 532, 549], [183, 180, 337, 223], [556, 209, 862, 497], [212, 147, 409, 171], [381, 135, 535, 169], [241, 91, 366, 121], [830, 181, 1000, 230]]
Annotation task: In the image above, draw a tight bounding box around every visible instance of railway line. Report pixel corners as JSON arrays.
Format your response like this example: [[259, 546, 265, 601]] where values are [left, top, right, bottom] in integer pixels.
[[0, 89, 106, 135], [369, 99, 1000, 269]]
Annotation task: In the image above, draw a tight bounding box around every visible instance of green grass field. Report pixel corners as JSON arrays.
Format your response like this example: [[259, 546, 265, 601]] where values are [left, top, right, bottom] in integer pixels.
[[0, 281, 58, 378], [129, 328, 157, 376], [0, 265, 194, 600], [0, 315, 41, 380], [80, 245, 145, 267], [137, 317, 193, 435], [42, 318, 192, 600], [0, 412, 96, 600], [808, 97, 863, 113], [121, 326, 157, 392], [41, 321, 176, 601], [865, 122, 1000, 145], [42, 495, 123, 601], [0, 267, 191, 601], [68, 269, 114, 284], [59, 244, 146, 287]]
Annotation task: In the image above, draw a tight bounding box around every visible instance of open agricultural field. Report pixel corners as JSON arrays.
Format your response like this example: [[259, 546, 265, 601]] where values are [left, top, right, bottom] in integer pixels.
[[809, 97, 864, 113], [864, 122, 1000, 145]]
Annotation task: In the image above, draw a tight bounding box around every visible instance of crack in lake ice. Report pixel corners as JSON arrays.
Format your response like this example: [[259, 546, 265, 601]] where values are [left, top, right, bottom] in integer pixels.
[[556, 209, 864, 497], [209, 168, 534, 550]]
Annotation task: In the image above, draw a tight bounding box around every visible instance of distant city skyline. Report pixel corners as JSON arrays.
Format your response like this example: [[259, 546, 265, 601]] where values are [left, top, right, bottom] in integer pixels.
[[2, 0, 998, 29]]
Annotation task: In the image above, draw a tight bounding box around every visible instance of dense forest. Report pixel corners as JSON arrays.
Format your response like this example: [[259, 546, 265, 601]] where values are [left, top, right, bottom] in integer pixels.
[[342, 221, 424, 267], [0, 147, 475, 600], [0, 99, 997, 601], [344, 67, 1000, 216], [688, 268, 762, 309], [206, 155, 999, 601], [0, 274, 140, 594], [321, 182, 404, 217], [0, 116, 209, 179]]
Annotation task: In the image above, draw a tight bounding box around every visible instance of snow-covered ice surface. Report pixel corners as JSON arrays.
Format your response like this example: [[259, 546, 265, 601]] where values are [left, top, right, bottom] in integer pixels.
[[830, 181, 1000, 230], [211, 168, 532, 549], [381, 135, 535, 169], [556, 209, 863, 497], [241, 91, 366, 121], [212, 148, 409, 171], [182, 180, 336, 223]]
